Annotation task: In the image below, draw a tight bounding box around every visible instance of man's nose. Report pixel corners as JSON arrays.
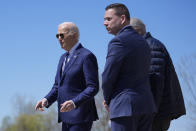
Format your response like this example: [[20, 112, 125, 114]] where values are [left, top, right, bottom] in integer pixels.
[[58, 37, 63, 40], [104, 21, 108, 26]]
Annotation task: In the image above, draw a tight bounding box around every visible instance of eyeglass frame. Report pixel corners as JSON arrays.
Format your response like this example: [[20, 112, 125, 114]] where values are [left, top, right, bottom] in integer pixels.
[[56, 32, 68, 39]]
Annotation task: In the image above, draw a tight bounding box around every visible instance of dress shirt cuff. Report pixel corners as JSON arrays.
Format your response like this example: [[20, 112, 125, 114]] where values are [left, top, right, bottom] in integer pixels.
[[71, 100, 76, 108], [43, 98, 49, 107]]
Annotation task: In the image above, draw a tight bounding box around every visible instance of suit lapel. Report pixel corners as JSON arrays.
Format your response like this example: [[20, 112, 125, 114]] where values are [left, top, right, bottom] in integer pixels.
[[61, 44, 82, 80], [62, 51, 79, 75]]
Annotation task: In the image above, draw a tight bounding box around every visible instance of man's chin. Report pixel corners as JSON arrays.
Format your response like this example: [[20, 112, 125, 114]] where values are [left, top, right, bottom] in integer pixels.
[[60, 45, 64, 49], [107, 30, 112, 34], [60, 43, 64, 47], [108, 31, 114, 35]]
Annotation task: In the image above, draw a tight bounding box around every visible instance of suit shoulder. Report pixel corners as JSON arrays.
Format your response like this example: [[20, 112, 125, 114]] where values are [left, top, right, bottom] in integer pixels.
[[110, 36, 121, 44], [79, 47, 96, 58], [59, 52, 66, 58], [118, 28, 144, 44]]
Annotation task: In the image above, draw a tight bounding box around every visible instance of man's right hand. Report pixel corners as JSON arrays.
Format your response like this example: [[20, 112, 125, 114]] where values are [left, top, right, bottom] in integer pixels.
[[35, 98, 48, 111]]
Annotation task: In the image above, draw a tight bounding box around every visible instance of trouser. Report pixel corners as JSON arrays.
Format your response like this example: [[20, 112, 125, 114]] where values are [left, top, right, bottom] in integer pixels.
[[62, 121, 93, 131], [152, 117, 171, 131], [111, 114, 154, 131]]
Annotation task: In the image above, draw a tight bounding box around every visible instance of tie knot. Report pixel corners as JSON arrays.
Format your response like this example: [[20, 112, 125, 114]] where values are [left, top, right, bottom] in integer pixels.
[[66, 52, 69, 56], [65, 52, 69, 59]]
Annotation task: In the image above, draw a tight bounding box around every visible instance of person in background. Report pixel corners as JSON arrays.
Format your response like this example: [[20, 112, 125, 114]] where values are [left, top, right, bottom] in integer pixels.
[[35, 22, 99, 131], [130, 18, 186, 131]]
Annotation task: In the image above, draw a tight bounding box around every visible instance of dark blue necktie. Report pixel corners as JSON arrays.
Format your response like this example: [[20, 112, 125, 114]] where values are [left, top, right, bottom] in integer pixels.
[[62, 52, 69, 75]]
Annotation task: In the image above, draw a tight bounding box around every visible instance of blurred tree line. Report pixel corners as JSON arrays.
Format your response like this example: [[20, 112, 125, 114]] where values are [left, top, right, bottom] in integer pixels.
[[0, 95, 61, 131], [1, 54, 196, 131], [0, 89, 111, 131], [177, 54, 196, 129]]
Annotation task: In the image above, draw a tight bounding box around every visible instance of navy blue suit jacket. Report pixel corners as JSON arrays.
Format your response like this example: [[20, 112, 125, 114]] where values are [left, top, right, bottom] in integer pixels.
[[45, 44, 99, 124], [102, 26, 156, 119]]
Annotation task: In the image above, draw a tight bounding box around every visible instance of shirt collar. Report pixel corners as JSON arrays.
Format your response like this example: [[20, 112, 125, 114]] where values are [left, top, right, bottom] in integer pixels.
[[143, 32, 151, 39], [68, 42, 80, 55], [117, 25, 132, 35]]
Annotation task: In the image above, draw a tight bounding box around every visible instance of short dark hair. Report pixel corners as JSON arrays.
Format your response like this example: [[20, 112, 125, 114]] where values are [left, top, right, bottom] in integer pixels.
[[105, 3, 130, 21]]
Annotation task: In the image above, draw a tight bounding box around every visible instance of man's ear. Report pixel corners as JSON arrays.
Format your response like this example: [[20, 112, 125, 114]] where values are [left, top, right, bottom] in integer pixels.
[[121, 15, 126, 25], [72, 33, 78, 43]]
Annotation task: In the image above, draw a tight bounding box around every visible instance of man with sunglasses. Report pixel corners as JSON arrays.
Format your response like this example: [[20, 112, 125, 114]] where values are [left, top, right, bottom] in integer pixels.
[[35, 22, 99, 131]]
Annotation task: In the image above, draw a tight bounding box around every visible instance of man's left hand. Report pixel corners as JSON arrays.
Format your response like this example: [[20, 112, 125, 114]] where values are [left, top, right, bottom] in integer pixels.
[[60, 100, 75, 112], [103, 100, 110, 112]]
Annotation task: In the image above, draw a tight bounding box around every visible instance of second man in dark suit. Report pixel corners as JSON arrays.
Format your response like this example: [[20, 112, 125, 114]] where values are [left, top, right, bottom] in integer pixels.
[[102, 3, 156, 131]]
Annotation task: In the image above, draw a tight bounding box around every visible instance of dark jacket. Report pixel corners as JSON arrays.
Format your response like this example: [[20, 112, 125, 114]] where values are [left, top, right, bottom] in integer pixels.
[[145, 32, 186, 119], [102, 26, 156, 119], [45, 44, 99, 124]]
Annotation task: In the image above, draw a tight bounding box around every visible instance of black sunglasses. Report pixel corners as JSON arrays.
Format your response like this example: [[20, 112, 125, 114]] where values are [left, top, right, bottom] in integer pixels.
[[56, 33, 64, 39]]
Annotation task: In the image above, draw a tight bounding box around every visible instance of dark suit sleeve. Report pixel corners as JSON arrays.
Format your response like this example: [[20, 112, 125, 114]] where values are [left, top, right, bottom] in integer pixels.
[[102, 40, 125, 105], [44, 55, 64, 108], [72, 54, 99, 107], [44, 74, 58, 108]]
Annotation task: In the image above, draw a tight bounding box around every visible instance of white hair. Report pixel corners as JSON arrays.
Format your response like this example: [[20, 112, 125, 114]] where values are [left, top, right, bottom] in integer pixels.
[[130, 18, 146, 34]]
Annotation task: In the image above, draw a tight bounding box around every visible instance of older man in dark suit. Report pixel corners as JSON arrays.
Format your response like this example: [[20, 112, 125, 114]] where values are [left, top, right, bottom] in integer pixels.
[[102, 3, 156, 131], [35, 22, 99, 131]]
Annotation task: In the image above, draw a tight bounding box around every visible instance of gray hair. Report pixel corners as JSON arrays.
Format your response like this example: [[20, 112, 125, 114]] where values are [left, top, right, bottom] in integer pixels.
[[130, 18, 146, 34]]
